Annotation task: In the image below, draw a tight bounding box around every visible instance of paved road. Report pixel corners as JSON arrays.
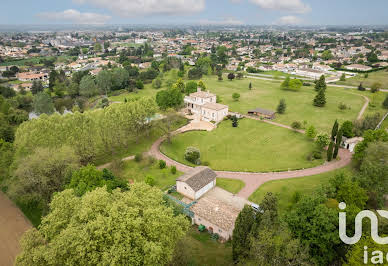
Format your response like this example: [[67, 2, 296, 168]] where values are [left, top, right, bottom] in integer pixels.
[[148, 122, 352, 199], [0, 192, 32, 266]]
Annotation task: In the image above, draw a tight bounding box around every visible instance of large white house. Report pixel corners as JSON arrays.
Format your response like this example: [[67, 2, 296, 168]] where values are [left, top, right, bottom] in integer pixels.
[[184, 88, 228, 123]]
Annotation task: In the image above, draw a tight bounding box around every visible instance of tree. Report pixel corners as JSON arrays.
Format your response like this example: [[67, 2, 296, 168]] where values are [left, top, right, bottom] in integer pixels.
[[371, 82, 382, 93], [8, 146, 80, 213], [232, 115, 238, 127], [340, 121, 354, 138], [67, 164, 128, 196], [327, 141, 334, 161], [96, 70, 112, 96], [152, 78, 162, 89], [228, 72, 235, 81], [383, 94, 388, 109], [33, 92, 54, 115], [281, 76, 290, 90], [217, 71, 223, 81], [187, 67, 202, 79], [30, 81, 43, 95], [156, 109, 181, 143], [184, 147, 200, 165], [185, 81, 197, 94], [232, 205, 256, 261], [198, 80, 206, 90], [331, 120, 339, 141], [249, 82, 252, 90], [135, 80, 144, 90], [232, 93, 240, 101], [333, 129, 343, 159], [16, 184, 189, 266], [316, 133, 330, 150], [358, 83, 366, 91], [237, 72, 243, 79], [48, 70, 58, 90], [79, 75, 99, 97], [314, 75, 327, 92], [289, 79, 303, 91], [291, 121, 302, 130], [156, 87, 183, 110], [313, 89, 326, 107], [321, 50, 333, 60], [340, 73, 346, 81], [276, 99, 286, 114], [306, 125, 317, 139], [345, 236, 388, 266]]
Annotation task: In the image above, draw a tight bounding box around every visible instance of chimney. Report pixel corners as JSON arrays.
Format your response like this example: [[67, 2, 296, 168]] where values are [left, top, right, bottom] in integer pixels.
[[197, 87, 201, 92]]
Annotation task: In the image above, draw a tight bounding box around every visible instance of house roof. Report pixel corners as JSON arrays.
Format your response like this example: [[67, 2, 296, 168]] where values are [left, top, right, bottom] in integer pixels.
[[202, 102, 228, 111], [248, 108, 276, 116], [177, 166, 216, 192], [189, 90, 215, 99], [191, 195, 240, 231]]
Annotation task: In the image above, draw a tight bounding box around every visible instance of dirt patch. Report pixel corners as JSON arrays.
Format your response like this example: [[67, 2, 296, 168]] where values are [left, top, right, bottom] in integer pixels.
[[0, 192, 32, 266]]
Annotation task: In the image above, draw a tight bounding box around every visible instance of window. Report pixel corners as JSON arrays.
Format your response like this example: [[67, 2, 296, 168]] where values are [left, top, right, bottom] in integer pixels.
[[184, 186, 187, 190], [212, 113, 215, 118], [198, 218, 201, 221], [219, 229, 222, 233]]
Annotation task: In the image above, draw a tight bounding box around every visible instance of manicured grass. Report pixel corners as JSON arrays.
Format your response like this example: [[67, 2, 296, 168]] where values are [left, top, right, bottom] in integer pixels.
[[116, 159, 182, 191], [248, 166, 354, 213], [200, 75, 365, 132], [161, 118, 324, 172], [216, 178, 245, 194], [173, 226, 233, 266], [335, 69, 388, 89]]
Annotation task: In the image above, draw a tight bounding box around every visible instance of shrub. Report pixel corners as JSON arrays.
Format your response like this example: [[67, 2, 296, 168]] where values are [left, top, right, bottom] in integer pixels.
[[338, 102, 347, 110], [313, 150, 323, 159], [145, 175, 155, 186], [134, 153, 142, 162], [232, 93, 240, 101], [276, 99, 286, 114], [202, 161, 210, 166], [316, 133, 330, 150], [291, 121, 302, 130], [231, 116, 239, 127], [185, 147, 201, 164], [159, 160, 166, 169], [171, 166, 177, 174], [306, 125, 317, 139]]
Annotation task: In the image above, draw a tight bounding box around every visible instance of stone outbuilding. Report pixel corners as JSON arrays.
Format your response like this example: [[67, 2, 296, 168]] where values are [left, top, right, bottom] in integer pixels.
[[176, 167, 216, 200]]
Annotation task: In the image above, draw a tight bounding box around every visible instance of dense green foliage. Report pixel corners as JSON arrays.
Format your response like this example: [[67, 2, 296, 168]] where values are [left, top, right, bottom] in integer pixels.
[[16, 184, 189, 266]]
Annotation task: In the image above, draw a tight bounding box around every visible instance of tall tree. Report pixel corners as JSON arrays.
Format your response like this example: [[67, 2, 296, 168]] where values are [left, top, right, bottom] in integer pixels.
[[232, 205, 256, 261], [276, 99, 286, 114], [331, 120, 339, 141], [33, 92, 54, 115], [327, 141, 334, 161], [313, 89, 326, 107], [314, 75, 327, 92], [16, 184, 189, 266], [333, 129, 343, 159]]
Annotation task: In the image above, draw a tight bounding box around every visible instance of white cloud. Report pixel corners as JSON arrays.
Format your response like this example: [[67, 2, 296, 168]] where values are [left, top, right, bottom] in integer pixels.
[[249, 0, 311, 13], [275, 15, 303, 25], [199, 17, 244, 25], [38, 9, 111, 24], [73, 0, 205, 16]]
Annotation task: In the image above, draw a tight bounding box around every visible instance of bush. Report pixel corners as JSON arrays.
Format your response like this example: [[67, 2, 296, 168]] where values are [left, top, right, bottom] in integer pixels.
[[134, 153, 142, 162], [202, 161, 210, 166], [185, 147, 201, 164], [291, 121, 302, 130], [171, 166, 177, 174], [313, 150, 323, 159], [159, 160, 166, 169], [145, 175, 155, 186], [338, 102, 348, 110]]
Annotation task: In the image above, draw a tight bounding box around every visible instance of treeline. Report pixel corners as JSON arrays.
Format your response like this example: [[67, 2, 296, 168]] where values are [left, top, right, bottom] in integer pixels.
[[14, 98, 157, 164]]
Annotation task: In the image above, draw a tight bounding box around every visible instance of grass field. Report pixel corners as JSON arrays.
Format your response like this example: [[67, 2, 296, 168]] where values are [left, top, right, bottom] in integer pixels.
[[335, 69, 388, 89], [161, 118, 324, 172], [115, 159, 181, 191], [216, 178, 245, 194], [248, 166, 354, 213], [173, 226, 233, 266]]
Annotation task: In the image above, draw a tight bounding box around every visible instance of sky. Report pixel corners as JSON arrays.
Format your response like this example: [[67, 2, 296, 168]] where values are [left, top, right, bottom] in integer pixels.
[[1, 0, 388, 26]]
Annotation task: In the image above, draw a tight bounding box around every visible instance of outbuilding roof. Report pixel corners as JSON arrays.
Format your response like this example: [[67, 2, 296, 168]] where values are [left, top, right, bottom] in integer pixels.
[[247, 108, 276, 116], [176, 166, 216, 192]]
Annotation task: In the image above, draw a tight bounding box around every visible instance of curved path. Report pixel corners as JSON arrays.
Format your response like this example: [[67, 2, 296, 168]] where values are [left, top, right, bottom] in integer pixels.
[[148, 123, 352, 199]]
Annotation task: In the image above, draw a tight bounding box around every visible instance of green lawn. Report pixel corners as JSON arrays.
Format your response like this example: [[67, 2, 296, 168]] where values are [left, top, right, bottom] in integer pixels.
[[248, 166, 354, 213], [335, 69, 388, 89], [200, 75, 365, 132], [115, 159, 182, 191], [172, 226, 233, 266], [216, 178, 245, 194], [161, 118, 324, 172]]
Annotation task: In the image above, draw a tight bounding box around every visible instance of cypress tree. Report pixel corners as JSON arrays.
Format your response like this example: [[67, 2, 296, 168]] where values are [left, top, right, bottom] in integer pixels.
[[315, 75, 327, 91], [333, 129, 343, 159], [249, 82, 252, 90], [327, 141, 334, 161], [383, 94, 388, 109], [232, 205, 256, 261], [331, 120, 339, 141], [313, 89, 326, 107], [276, 99, 286, 114]]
